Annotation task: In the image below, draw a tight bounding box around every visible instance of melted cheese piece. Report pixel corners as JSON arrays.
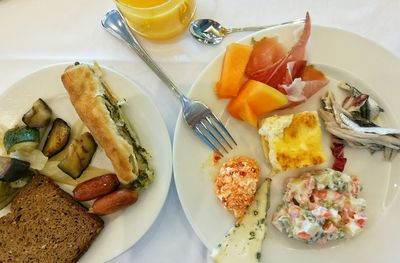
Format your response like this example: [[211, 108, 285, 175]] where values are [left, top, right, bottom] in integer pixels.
[[259, 111, 326, 172], [211, 178, 271, 263]]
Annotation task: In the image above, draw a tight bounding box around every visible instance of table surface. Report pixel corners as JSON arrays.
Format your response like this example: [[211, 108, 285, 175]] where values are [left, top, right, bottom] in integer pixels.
[[0, 0, 399, 262]]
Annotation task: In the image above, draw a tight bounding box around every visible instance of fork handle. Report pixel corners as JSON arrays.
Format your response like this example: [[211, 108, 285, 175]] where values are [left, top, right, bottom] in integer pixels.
[[102, 10, 184, 100]]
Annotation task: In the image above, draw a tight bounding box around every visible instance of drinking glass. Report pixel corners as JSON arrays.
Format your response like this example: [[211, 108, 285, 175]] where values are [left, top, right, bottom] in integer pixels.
[[114, 0, 196, 40]]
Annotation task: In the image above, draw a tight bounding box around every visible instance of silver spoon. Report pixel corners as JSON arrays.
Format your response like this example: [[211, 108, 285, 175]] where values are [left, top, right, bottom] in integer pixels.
[[190, 18, 305, 45]]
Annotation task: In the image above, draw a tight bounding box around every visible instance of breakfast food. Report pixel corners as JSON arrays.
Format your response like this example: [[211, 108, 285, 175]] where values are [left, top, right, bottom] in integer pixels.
[[227, 80, 288, 127], [258, 111, 326, 174], [272, 168, 366, 244], [215, 13, 329, 127], [22, 98, 52, 128], [61, 63, 153, 187], [58, 132, 98, 179], [0, 174, 103, 262], [216, 43, 253, 98], [320, 83, 400, 160], [3, 126, 40, 154], [211, 178, 271, 263], [42, 118, 71, 158], [215, 156, 260, 221], [91, 188, 138, 216], [246, 13, 311, 88], [73, 173, 120, 201]]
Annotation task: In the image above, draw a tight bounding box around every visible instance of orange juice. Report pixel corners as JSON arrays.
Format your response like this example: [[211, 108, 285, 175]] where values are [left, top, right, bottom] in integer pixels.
[[115, 0, 196, 40]]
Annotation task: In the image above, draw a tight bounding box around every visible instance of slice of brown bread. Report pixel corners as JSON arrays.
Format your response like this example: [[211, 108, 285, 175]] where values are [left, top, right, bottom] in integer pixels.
[[0, 174, 103, 263]]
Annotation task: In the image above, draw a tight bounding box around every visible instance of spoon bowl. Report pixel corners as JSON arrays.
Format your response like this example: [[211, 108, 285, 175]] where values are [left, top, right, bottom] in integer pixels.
[[190, 19, 226, 45], [189, 18, 305, 45]]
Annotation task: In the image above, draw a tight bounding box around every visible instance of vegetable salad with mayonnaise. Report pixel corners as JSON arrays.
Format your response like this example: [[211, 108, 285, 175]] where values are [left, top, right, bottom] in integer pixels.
[[272, 168, 367, 244]]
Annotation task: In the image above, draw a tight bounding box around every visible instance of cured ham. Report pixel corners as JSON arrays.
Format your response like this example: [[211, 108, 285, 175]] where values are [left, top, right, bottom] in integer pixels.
[[283, 79, 329, 108], [214, 12, 331, 127], [245, 37, 286, 78], [246, 13, 311, 88], [285, 60, 307, 84], [301, 64, 327, 81]]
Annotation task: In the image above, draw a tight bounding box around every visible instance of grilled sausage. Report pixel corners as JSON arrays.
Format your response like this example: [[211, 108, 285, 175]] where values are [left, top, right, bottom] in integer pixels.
[[91, 188, 138, 215], [73, 173, 120, 201]]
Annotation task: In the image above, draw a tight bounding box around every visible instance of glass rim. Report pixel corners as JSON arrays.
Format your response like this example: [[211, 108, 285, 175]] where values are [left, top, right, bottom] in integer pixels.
[[114, 0, 173, 11]]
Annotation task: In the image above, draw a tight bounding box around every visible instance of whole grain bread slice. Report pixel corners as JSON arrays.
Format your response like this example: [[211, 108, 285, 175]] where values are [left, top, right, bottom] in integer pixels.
[[0, 174, 103, 263]]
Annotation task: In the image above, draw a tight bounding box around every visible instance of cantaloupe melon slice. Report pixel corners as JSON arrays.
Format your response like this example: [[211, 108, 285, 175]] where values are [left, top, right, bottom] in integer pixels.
[[245, 80, 288, 115], [238, 103, 258, 127], [227, 80, 288, 126], [216, 43, 253, 98]]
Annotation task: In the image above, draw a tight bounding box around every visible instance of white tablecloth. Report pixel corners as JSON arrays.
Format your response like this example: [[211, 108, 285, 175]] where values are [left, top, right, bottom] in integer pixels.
[[0, 0, 399, 262]]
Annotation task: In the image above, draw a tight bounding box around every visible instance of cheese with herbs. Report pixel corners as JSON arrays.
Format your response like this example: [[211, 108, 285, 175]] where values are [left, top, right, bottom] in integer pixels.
[[211, 178, 271, 263]]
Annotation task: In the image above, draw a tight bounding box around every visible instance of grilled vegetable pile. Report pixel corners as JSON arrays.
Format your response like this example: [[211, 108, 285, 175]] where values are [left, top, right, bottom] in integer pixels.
[[0, 98, 103, 208]]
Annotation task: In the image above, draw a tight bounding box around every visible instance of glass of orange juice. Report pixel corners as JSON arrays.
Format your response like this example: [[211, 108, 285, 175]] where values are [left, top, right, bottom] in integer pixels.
[[114, 0, 196, 40]]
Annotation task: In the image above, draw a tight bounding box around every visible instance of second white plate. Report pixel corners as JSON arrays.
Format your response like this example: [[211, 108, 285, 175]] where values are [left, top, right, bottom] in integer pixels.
[[174, 25, 400, 262], [0, 63, 172, 263]]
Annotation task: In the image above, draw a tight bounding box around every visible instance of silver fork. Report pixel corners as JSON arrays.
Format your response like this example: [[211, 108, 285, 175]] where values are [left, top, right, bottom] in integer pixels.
[[101, 10, 236, 155]]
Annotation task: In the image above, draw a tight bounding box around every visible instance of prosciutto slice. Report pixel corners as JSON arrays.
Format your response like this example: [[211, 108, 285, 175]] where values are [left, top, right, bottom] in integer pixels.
[[282, 60, 307, 86], [246, 12, 311, 88], [245, 37, 286, 77], [282, 78, 329, 108]]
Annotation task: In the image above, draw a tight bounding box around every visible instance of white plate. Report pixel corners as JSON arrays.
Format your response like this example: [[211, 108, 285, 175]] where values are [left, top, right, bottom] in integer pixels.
[[0, 63, 172, 263], [174, 25, 400, 262]]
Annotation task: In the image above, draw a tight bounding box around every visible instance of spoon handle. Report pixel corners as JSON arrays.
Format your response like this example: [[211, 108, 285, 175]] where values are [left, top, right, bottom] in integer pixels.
[[101, 10, 184, 100], [226, 18, 305, 34]]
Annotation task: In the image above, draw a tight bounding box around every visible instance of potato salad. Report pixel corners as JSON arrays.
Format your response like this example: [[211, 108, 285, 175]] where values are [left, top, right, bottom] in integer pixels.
[[272, 168, 367, 244]]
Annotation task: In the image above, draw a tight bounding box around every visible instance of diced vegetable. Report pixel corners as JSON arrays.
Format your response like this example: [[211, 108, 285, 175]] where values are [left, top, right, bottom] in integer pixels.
[[22, 98, 52, 128], [3, 126, 40, 154], [0, 156, 32, 182], [215, 43, 253, 98], [58, 132, 97, 179], [42, 118, 71, 157]]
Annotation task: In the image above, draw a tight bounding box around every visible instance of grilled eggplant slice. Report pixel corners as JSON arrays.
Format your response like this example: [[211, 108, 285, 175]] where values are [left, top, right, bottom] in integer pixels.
[[3, 126, 40, 154], [0, 156, 32, 182], [58, 132, 97, 179], [22, 98, 52, 128], [42, 118, 71, 157]]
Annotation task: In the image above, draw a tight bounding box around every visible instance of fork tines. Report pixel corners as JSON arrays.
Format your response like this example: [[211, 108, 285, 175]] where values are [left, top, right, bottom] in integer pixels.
[[193, 112, 236, 156]]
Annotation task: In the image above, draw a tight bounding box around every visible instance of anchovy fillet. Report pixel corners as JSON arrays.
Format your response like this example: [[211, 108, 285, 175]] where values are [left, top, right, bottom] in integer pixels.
[[320, 90, 400, 160]]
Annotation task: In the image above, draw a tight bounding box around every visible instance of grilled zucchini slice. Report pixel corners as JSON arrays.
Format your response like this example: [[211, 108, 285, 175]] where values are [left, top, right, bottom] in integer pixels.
[[22, 98, 52, 128], [3, 126, 40, 154], [58, 132, 97, 179], [42, 118, 71, 157]]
